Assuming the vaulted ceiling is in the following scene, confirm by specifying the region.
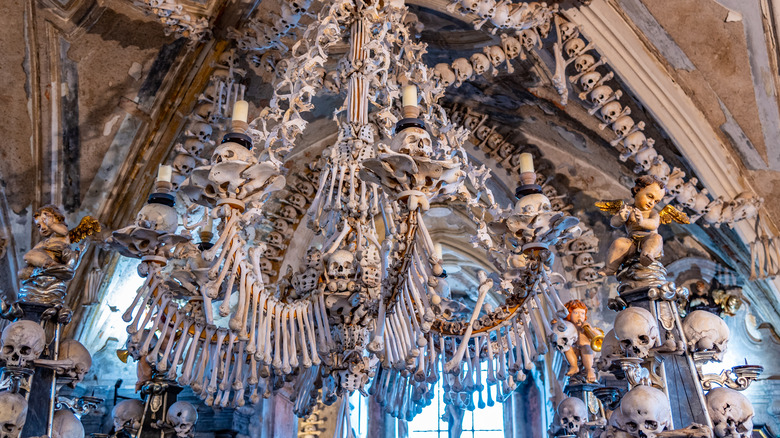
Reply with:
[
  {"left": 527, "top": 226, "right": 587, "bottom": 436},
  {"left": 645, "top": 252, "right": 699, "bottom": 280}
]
[{"left": 1, "top": 0, "right": 780, "bottom": 346}]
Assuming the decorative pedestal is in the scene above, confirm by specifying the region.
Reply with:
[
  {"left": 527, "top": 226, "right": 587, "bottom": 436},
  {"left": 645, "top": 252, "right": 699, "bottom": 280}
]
[
  {"left": 138, "top": 376, "right": 183, "bottom": 438},
  {"left": 612, "top": 259, "right": 710, "bottom": 430}
]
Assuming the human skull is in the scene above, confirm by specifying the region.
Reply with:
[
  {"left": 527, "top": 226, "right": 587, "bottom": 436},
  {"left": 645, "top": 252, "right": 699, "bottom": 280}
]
[
  {"left": 599, "top": 101, "right": 623, "bottom": 123},
  {"left": 552, "top": 319, "right": 578, "bottom": 352},
  {"left": 513, "top": 193, "right": 551, "bottom": 216},
  {"left": 490, "top": 1, "right": 511, "bottom": 28},
  {"left": 706, "top": 387, "right": 754, "bottom": 438},
  {"left": 211, "top": 142, "right": 253, "bottom": 164},
  {"left": 183, "top": 138, "right": 205, "bottom": 157},
  {"left": 327, "top": 249, "right": 355, "bottom": 280},
  {"left": 622, "top": 131, "right": 648, "bottom": 158},
  {"left": 577, "top": 267, "right": 599, "bottom": 282},
  {"left": 590, "top": 85, "right": 613, "bottom": 105},
  {"left": 433, "top": 63, "right": 456, "bottom": 88},
  {"left": 193, "top": 102, "right": 213, "bottom": 121},
  {"left": 500, "top": 35, "right": 522, "bottom": 59},
  {"left": 452, "top": 58, "right": 473, "bottom": 84},
  {"left": 0, "top": 320, "right": 46, "bottom": 368},
  {"left": 112, "top": 399, "right": 144, "bottom": 433},
  {"left": 173, "top": 154, "right": 196, "bottom": 175},
  {"left": 579, "top": 71, "right": 602, "bottom": 92},
  {"left": 136, "top": 202, "right": 178, "bottom": 233},
  {"left": 470, "top": 53, "right": 490, "bottom": 75},
  {"left": 674, "top": 180, "right": 699, "bottom": 209},
  {"left": 666, "top": 168, "right": 686, "bottom": 198},
  {"left": 689, "top": 190, "right": 711, "bottom": 214},
  {"left": 59, "top": 339, "right": 92, "bottom": 384},
  {"left": 167, "top": 401, "right": 198, "bottom": 438},
  {"left": 52, "top": 409, "right": 84, "bottom": 438},
  {"left": 597, "top": 329, "right": 622, "bottom": 370},
  {"left": 391, "top": 127, "right": 433, "bottom": 157},
  {"left": 633, "top": 147, "right": 658, "bottom": 172},
  {"left": 519, "top": 29, "right": 539, "bottom": 51},
  {"left": 574, "top": 252, "right": 595, "bottom": 267},
  {"left": 612, "top": 115, "right": 635, "bottom": 138},
  {"left": 682, "top": 310, "right": 729, "bottom": 360},
  {"left": 557, "top": 397, "right": 588, "bottom": 435},
  {"left": 559, "top": 21, "right": 579, "bottom": 41},
  {"left": 564, "top": 37, "right": 587, "bottom": 58},
  {"left": 574, "top": 54, "right": 595, "bottom": 73},
  {"left": 647, "top": 156, "right": 671, "bottom": 184},
  {"left": 613, "top": 307, "right": 659, "bottom": 359},
  {"left": 324, "top": 71, "right": 340, "bottom": 93},
  {"left": 483, "top": 45, "right": 506, "bottom": 68},
  {"left": 189, "top": 122, "right": 212, "bottom": 143},
  {"left": 617, "top": 385, "right": 672, "bottom": 437},
  {"left": 0, "top": 392, "right": 27, "bottom": 438}
]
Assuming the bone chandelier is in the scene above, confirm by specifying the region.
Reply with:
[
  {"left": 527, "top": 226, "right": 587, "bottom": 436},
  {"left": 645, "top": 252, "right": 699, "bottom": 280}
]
[{"left": 107, "top": 0, "right": 582, "bottom": 431}]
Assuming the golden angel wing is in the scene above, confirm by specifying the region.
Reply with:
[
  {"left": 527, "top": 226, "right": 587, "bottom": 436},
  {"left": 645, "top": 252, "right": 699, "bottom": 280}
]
[
  {"left": 69, "top": 216, "right": 101, "bottom": 243},
  {"left": 659, "top": 205, "right": 690, "bottom": 225},
  {"left": 594, "top": 200, "right": 624, "bottom": 216}
]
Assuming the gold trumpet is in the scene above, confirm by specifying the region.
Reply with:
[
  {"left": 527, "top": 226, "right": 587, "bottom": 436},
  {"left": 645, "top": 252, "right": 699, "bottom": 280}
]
[
  {"left": 116, "top": 349, "right": 130, "bottom": 363},
  {"left": 582, "top": 323, "right": 605, "bottom": 352}
]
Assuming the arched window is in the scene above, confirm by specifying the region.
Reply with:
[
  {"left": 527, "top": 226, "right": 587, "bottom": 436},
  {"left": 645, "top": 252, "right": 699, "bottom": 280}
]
[{"left": 408, "top": 361, "right": 504, "bottom": 438}]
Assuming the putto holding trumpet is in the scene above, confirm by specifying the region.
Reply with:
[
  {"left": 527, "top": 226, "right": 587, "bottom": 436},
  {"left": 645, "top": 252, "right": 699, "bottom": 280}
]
[{"left": 563, "top": 299, "right": 603, "bottom": 383}]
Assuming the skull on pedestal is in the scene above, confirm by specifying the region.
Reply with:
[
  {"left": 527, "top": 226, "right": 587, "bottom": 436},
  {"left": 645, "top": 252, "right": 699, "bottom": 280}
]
[
  {"left": 0, "top": 392, "right": 27, "bottom": 438},
  {"left": 706, "top": 387, "right": 754, "bottom": 438},
  {"left": 613, "top": 307, "right": 659, "bottom": 359},
  {"left": 616, "top": 385, "right": 672, "bottom": 437},
  {"left": 557, "top": 397, "right": 587, "bottom": 435},
  {"left": 682, "top": 310, "right": 729, "bottom": 360},
  {"left": 389, "top": 127, "right": 433, "bottom": 157},
  {"left": 0, "top": 320, "right": 46, "bottom": 368},
  {"left": 112, "top": 399, "right": 144, "bottom": 433},
  {"left": 167, "top": 401, "right": 198, "bottom": 438},
  {"left": 52, "top": 409, "right": 84, "bottom": 438}
]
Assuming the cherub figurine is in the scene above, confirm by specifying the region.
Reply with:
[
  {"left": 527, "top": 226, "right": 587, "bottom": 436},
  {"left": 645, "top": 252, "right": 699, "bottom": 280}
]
[
  {"left": 18, "top": 205, "right": 100, "bottom": 281},
  {"left": 596, "top": 175, "right": 689, "bottom": 276},
  {"left": 563, "top": 299, "right": 599, "bottom": 383}
]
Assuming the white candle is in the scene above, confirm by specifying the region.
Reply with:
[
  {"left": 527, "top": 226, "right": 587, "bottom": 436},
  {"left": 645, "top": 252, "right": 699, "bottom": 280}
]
[
  {"left": 232, "top": 100, "right": 249, "bottom": 123},
  {"left": 156, "top": 165, "right": 172, "bottom": 183},
  {"left": 402, "top": 85, "right": 417, "bottom": 108},
  {"left": 518, "top": 153, "right": 534, "bottom": 174}
]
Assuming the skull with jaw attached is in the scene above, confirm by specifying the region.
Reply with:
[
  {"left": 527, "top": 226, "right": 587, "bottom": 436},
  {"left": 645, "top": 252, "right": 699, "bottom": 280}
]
[
  {"left": 682, "top": 310, "right": 729, "bottom": 361},
  {"left": 452, "top": 58, "right": 473, "bottom": 84},
  {"left": 616, "top": 385, "right": 672, "bottom": 438},
  {"left": 557, "top": 397, "right": 588, "bottom": 435},
  {"left": 552, "top": 319, "right": 579, "bottom": 352},
  {"left": 0, "top": 320, "right": 46, "bottom": 368},
  {"left": 470, "top": 53, "right": 491, "bottom": 76},
  {"left": 0, "top": 392, "right": 27, "bottom": 438},
  {"left": 167, "top": 401, "right": 198, "bottom": 438},
  {"left": 706, "top": 387, "right": 754, "bottom": 438},
  {"left": 328, "top": 250, "right": 355, "bottom": 281},
  {"left": 390, "top": 127, "right": 433, "bottom": 157},
  {"left": 112, "top": 399, "right": 144, "bottom": 434},
  {"left": 614, "top": 307, "right": 659, "bottom": 359}
]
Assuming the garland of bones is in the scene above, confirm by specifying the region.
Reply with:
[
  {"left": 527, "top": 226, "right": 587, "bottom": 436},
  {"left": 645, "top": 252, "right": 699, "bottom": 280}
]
[{"left": 112, "top": 0, "right": 758, "bottom": 423}]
